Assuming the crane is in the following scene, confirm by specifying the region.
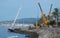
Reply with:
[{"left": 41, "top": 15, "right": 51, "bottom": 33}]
[
  {"left": 47, "top": 4, "right": 53, "bottom": 25},
  {"left": 48, "top": 4, "right": 53, "bottom": 20},
  {"left": 38, "top": 2, "right": 53, "bottom": 27},
  {"left": 38, "top": 2, "right": 48, "bottom": 26}
]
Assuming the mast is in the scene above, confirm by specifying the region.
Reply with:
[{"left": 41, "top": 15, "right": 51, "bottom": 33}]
[{"left": 9, "top": 8, "right": 21, "bottom": 29}]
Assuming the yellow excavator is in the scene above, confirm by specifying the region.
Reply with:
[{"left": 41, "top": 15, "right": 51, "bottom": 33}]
[{"left": 38, "top": 2, "right": 53, "bottom": 27}]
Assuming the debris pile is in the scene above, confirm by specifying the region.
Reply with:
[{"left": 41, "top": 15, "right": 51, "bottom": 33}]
[{"left": 38, "top": 28, "right": 60, "bottom": 38}]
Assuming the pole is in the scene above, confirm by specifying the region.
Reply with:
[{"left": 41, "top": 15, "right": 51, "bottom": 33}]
[{"left": 9, "top": 8, "right": 22, "bottom": 29}]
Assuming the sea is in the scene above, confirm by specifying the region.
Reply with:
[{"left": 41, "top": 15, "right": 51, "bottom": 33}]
[{"left": 0, "top": 25, "right": 26, "bottom": 38}]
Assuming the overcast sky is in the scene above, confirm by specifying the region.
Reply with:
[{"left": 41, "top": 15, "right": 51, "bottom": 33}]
[{"left": 0, "top": 0, "right": 60, "bottom": 21}]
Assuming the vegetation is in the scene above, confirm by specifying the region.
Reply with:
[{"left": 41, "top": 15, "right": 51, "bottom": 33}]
[
  {"left": 34, "top": 22, "right": 36, "bottom": 26},
  {"left": 52, "top": 8, "right": 59, "bottom": 17},
  {"left": 33, "top": 17, "right": 43, "bottom": 27},
  {"left": 52, "top": 8, "right": 59, "bottom": 26}
]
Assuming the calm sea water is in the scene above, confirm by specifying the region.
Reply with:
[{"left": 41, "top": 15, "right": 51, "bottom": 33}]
[{"left": 0, "top": 26, "right": 26, "bottom": 38}]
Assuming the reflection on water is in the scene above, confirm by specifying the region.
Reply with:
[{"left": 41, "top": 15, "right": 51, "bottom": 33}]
[
  {"left": 0, "top": 25, "right": 26, "bottom": 38},
  {"left": 7, "top": 35, "right": 18, "bottom": 38}
]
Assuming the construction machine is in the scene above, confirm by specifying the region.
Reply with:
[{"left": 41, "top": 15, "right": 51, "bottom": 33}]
[
  {"left": 47, "top": 4, "right": 53, "bottom": 25},
  {"left": 38, "top": 2, "right": 53, "bottom": 27}
]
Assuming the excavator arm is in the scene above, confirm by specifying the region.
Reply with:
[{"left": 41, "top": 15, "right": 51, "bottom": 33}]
[
  {"left": 48, "top": 4, "right": 53, "bottom": 19},
  {"left": 38, "top": 2, "right": 48, "bottom": 26},
  {"left": 47, "top": 4, "right": 53, "bottom": 26}
]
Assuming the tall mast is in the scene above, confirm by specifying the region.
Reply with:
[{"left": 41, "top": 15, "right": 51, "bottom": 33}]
[{"left": 9, "top": 8, "right": 21, "bottom": 29}]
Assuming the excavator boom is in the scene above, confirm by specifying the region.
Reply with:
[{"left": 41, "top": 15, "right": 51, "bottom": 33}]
[
  {"left": 49, "top": 4, "right": 53, "bottom": 13},
  {"left": 38, "top": 2, "right": 42, "bottom": 12},
  {"left": 48, "top": 4, "right": 53, "bottom": 17},
  {"left": 38, "top": 2, "right": 48, "bottom": 26}
]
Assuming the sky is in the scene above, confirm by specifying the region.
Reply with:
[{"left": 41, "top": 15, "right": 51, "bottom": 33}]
[{"left": 0, "top": 0, "right": 60, "bottom": 21}]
